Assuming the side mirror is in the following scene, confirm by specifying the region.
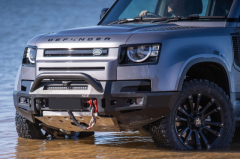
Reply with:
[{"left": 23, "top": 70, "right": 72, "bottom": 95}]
[{"left": 100, "top": 8, "right": 109, "bottom": 19}]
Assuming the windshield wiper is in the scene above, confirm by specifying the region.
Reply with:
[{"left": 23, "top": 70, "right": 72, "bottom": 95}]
[
  {"left": 150, "top": 17, "right": 172, "bottom": 23},
  {"left": 108, "top": 17, "right": 167, "bottom": 25},
  {"left": 166, "top": 15, "right": 226, "bottom": 22},
  {"left": 151, "top": 15, "right": 226, "bottom": 23},
  {"left": 108, "top": 15, "right": 226, "bottom": 25},
  {"left": 108, "top": 18, "right": 140, "bottom": 25}
]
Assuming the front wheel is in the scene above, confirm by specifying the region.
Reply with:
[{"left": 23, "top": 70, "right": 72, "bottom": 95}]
[
  {"left": 15, "top": 112, "right": 94, "bottom": 139},
  {"left": 151, "top": 79, "right": 235, "bottom": 150},
  {"left": 15, "top": 112, "right": 45, "bottom": 139}
]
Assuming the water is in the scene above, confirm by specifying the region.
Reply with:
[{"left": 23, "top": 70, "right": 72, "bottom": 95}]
[{"left": 1, "top": 0, "right": 240, "bottom": 158}]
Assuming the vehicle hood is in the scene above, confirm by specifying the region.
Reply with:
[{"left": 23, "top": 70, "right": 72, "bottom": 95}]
[
  {"left": 35, "top": 23, "right": 211, "bottom": 48},
  {"left": 35, "top": 24, "right": 182, "bottom": 48}
]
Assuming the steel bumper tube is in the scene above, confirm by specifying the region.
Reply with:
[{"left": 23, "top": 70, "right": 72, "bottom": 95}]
[{"left": 30, "top": 73, "right": 103, "bottom": 93}]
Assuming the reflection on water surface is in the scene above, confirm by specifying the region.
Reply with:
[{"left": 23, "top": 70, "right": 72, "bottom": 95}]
[{"left": 0, "top": 131, "right": 239, "bottom": 158}]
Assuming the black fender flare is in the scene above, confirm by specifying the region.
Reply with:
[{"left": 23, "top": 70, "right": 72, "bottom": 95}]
[{"left": 177, "top": 57, "right": 232, "bottom": 92}]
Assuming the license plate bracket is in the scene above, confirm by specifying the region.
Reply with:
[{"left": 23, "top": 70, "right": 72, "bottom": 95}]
[{"left": 49, "top": 98, "right": 81, "bottom": 110}]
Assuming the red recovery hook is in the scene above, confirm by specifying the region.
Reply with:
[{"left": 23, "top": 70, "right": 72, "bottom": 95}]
[
  {"left": 86, "top": 99, "right": 98, "bottom": 129},
  {"left": 87, "top": 99, "right": 98, "bottom": 113}
]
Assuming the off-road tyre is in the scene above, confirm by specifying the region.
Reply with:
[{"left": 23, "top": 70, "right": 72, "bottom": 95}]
[
  {"left": 15, "top": 112, "right": 45, "bottom": 139},
  {"left": 16, "top": 112, "right": 94, "bottom": 139},
  {"left": 151, "top": 120, "right": 164, "bottom": 147},
  {"left": 151, "top": 79, "right": 235, "bottom": 150}
]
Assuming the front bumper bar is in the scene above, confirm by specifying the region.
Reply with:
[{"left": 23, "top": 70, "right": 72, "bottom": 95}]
[{"left": 14, "top": 73, "right": 179, "bottom": 131}]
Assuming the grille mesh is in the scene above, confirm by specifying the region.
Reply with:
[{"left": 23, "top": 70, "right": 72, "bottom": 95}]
[
  {"left": 232, "top": 36, "right": 240, "bottom": 67},
  {"left": 44, "top": 49, "right": 108, "bottom": 57}
]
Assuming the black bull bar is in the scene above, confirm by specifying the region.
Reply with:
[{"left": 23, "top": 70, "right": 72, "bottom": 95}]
[{"left": 30, "top": 73, "right": 104, "bottom": 93}]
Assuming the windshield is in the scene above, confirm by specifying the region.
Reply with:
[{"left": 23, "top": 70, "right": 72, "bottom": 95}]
[{"left": 100, "top": 0, "right": 234, "bottom": 25}]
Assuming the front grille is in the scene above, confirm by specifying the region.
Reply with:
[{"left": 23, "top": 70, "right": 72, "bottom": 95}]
[
  {"left": 39, "top": 67, "right": 105, "bottom": 71},
  {"left": 44, "top": 49, "right": 108, "bottom": 57},
  {"left": 232, "top": 35, "right": 240, "bottom": 67}
]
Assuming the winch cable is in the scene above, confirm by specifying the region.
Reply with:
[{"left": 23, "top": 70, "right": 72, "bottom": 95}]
[{"left": 67, "top": 99, "right": 98, "bottom": 130}]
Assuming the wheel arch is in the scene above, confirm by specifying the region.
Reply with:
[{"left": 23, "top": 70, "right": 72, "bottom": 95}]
[{"left": 176, "top": 57, "right": 232, "bottom": 97}]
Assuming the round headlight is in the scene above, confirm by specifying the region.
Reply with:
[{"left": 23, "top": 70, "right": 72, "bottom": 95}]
[
  {"left": 127, "top": 45, "right": 152, "bottom": 62},
  {"left": 22, "top": 47, "right": 37, "bottom": 65},
  {"left": 26, "top": 48, "right": 36, "bottom": 64}
]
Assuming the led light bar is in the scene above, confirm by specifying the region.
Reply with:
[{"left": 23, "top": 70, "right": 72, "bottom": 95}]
[{"left": 45, "top": 86, "right": 88, "bottom": 90}]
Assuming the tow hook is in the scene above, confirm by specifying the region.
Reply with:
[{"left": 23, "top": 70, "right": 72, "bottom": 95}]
[
  {"left": 67, "top": 99, "right": 98, "bottom": 130},
  {"left": 86, "top": 99, "right": 98, "bottom": 129}
]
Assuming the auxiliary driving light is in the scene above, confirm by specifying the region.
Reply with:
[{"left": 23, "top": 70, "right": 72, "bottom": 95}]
[
  {"left": 19, "top": 97, "right": 30, "bottom": 106},
  {"left": 135, "top": 98, "right": 143, "bottom": 105}
]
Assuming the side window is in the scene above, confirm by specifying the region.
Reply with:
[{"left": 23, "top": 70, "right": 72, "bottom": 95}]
[
  {"left": 206, "top": 0, "right": 233, "bottom": 16},
  {"left": 119, "top": 0, "right": 158, "bottom": 19}
]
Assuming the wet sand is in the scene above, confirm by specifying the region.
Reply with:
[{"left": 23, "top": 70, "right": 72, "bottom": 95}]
[{"left": 1, "top": 0, "right": 240, "bottom": 158}]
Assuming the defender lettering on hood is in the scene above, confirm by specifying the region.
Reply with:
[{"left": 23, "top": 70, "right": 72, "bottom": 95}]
[{"left": 48, "top": 37, "right": 111, "bottom": 42}]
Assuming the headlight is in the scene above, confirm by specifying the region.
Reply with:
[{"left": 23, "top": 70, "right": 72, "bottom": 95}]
[
  {"left": 22, "top": 47, "right": 37, "bottom": 66},
  {"left": 119, "top": 44, "right": 161, "bottom": 65}
]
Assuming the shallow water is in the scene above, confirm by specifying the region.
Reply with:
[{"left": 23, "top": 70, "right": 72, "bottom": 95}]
[
  {"left": 2, "top": 131, "right": 240, "bottom": 158},
  {"left": 1, "top": 0, "right": 240, "bottom": 158}
]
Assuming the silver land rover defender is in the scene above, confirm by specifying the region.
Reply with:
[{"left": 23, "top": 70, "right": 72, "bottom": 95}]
[{"left": 14, "top": 0, "right": 240, "bottom": 150}]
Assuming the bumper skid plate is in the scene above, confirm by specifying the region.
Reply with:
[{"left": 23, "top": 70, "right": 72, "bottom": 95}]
[{"left": 36, "top": 111, "right": 120, "bottom": 132}]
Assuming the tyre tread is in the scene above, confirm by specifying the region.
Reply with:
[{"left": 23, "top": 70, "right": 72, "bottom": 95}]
[{"left": 15, "top": 111, "right": 45, "bottom": 139}]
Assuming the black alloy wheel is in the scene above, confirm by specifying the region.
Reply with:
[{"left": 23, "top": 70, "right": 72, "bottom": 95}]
[
  {"left": 151, "top": 79, "right": 235, "bottom": 150},
  {"left": 175, "top": 93, "right": 223, "bottom": 149}
]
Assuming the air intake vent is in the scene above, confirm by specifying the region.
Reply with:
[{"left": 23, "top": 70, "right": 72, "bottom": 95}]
[
  {"left": 147, "top": 26, "right": 204, "bottom": 31},
  {"left": 232, "top": 36, "right": 240, "bottom": 67},
  {"left": 44, "top": 49, "right": 108, "bottom": 57}
]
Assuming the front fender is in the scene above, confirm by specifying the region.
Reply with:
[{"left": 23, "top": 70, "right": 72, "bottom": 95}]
[
  {"left": 176, "top": 56, "right": 232, "bottom": 92},
  {"left": 147, "top": 28, "right": 233, "bottom": 92}
]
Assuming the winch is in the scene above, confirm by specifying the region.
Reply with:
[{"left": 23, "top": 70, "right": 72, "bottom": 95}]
[{"left": 67, "top": 99, "right": 98, "bottom": 130}]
